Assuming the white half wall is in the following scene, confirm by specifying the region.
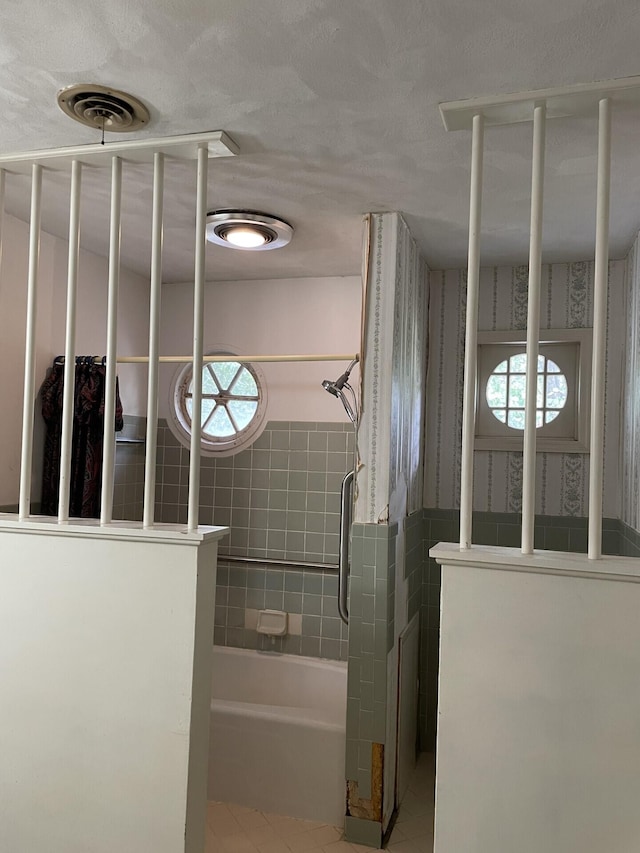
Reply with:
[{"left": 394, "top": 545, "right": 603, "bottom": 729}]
[
  {"left": 158, "top": 276, "right": 362, "bottom": 424},
  {"left": 0, "top": 517, "right": 226, "bottom": 853},
  {"left": 432, "top": 544, "right": 640, "bottom": 853}
]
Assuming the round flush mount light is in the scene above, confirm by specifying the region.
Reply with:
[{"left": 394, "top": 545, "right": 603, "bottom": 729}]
[
  {"left": 206, "top": 210, "right": 293, "bottom": 251},
  {"left": 57, "top": 84, "right": 150, "bottom": 132}
]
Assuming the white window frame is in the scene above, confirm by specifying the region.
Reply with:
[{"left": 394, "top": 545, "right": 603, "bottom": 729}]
[
  {"left": 475, "top": 328, "right": 592, "bottom": 453},
  {"left": 167, "top": 348, "right": 268, "bottom": 457}
]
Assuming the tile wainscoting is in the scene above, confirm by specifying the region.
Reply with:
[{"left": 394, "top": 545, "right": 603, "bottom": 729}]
[
  {"left": 155, "top": 418, "right": 356, "bottom": 662},
  {"left": 155, "top": 419, "right": 356, "bottom": 565},
  {"left": 214, "top": 560, "right": 348, "bottom": 661},
  {"left": 112, "top": 415, "right": 146, "bottom": 522}
]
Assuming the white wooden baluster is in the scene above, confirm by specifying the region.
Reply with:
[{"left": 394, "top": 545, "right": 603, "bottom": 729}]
[
  {"left": 143, "top": 152, "right": 164, "bottom": 529},
  {"left": 187, "top": 145, "right": 208, "bottom": 531},
  {"left": 522, "top": 103, "right": 547, "bottom": 554},
  {"left": 588, "top": 97, "right": 612, "bottom": 560},
  {"left": 58, "top": 160, "right": 82, "bottom": 523},
  {"left": 100, "top": 156, "right": 123, "bottom": 525},
  {"left": 18, "top": 164, "right": 42, "bottom": 520},
  {"left": 460, "top": 113, "right": 484, "bottom": 550}
]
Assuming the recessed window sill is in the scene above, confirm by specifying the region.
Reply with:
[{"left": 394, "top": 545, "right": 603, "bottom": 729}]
[{"left": 475, "top": 436, "right": 589, "bottom": 453}]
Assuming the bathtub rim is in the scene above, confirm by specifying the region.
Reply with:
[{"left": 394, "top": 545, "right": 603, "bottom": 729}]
[{"left": 212, "top": 643, "right": 348, "bottom": 674}]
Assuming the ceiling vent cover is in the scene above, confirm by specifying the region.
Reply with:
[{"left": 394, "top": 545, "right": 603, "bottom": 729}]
[{"left": 57, "top": 84, "right": 150, "bottom": 132}]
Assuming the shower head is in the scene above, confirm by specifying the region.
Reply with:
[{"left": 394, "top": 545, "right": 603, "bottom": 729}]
[
  {"left": 322, "top": 358, "right": 359, "bottom": 425},
  {"left": 322, "top": 379, "right": 340, "bottom": 397}
]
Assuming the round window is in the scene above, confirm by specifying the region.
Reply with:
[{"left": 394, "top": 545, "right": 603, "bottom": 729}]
[
  {"left": 169, "top": 352, "right": 268, "bottom": 456},
  {"left": 485, "top": 353, "right": 568, "bottom": 430}
]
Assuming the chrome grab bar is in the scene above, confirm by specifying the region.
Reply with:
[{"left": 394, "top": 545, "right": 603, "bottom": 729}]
[{"left": 338, "top": 469, "right": 355, "bottom": 625}]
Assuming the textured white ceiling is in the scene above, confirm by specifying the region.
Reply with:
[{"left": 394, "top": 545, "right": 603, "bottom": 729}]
[{"left": 1, "top": 0, "right": 640, "bottom": 280}]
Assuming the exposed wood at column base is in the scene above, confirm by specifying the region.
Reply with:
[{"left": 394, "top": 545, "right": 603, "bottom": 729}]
[{"left": 346, "top": 742, "right": 384, "bottom": 820}]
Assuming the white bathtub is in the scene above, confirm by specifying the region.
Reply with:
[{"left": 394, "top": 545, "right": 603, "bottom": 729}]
[{"left": 208, "top": 646, "right": 348, "bottom": 825}]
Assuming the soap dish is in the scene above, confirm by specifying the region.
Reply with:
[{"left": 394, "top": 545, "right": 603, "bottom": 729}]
[{"left": 256, "top": 609, "right": 288, "bottom": 637}]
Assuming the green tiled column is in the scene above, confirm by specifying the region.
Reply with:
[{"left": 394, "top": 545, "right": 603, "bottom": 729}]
[{"left": 345, "top": 522, "right": 396, "bottom": 844}]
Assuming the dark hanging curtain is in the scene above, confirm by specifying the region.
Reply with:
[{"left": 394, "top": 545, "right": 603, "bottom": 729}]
[{"left": 40, "top": 359, "right": 123, "bottom": 518}]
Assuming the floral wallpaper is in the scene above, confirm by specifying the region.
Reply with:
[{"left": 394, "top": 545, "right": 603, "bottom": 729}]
[
  {"left": 425, "top": 260, "right": 625, "bottom": 517},
  {"left": 356, "top": 213, "right": 428, "bottom": 523}
]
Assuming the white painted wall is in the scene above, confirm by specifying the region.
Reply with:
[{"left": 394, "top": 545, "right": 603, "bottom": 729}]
[
  {"left": 158, "top": 276, "right": 362, "bottom": 423},
  {"left": 432, "top": 545, "right": 640, "bottom": 853},
  {"left": 0, "top": 518, "right": 225, "bottom": 853},
  {"left": 0, "top": 212, "right": 149, "bottom": 506}
]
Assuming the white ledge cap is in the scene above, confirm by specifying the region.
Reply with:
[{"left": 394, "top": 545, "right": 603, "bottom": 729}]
[
  {"left": 430, "top": 542, "right": 640, "bottom": 584},
  {"left": 0, "top": 513, "right": 229, "bottom": 546}
]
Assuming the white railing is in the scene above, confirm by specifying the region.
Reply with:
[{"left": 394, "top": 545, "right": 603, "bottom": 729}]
[
  {"left": 4, "top": 129, "right": 360, "bottom": 529},
  {"left": 440, "top": 78, "right": 627, "bottom": 560},
  {"left": 9, "top": 132, "right": 236, "bottom": 529}
]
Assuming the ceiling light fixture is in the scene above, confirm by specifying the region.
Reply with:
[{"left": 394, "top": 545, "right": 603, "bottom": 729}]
[{"left": 206, "top": 210, "right": 293, "bottom": 251}]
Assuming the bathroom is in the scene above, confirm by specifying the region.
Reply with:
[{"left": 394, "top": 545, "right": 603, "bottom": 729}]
[
  {"left": 2, "top": 6, "right": 640, "bottom": 852},
  {"left": 0, "top": 134, "right": 428, "bottom": 850},
  {"left": 3, "top": 139, "right": 640, "bottom": 853}
]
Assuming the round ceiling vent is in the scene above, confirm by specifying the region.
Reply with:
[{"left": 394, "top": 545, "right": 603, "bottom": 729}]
[{"left": 57, "top": 84, "right": 150, "bottom": 132}]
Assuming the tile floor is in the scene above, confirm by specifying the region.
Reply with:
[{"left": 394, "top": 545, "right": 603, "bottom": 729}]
[
  {"left": 386, "top": 753, "right": 435, "bottom": 853},
  {"left": 206, "top": 753, "right": 435, "bottom": 853}
]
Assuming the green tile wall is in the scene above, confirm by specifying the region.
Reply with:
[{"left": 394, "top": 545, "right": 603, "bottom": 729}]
[
  {"left": 153, "top": 418, "right": 356, "bottom": 662},
  {"left": 404, "top": 510, "right": 423, "bottom": 622},
  {"left": 419, "top": 508, "right": 624, "bottom": 750},
  {"left": 155, "top": 419, "right": 355, "bottom": 565},
  {"left": 0, "top": 415, "right": 146, "bottom": 520},
  {"left": 112, "top": 415, "right": 146, "bottom": 522},
  {"left": 620, "top": 521, "right": 640, "bottom": 557},
  {"left": 344, "top": 816, "right": 382, "bottom": 848},
  {"left": 214, "top": 560, "right": 348, "bottom": 660},
  {"left": 346, "top": 523, "right": 397, "bottom": 802}
]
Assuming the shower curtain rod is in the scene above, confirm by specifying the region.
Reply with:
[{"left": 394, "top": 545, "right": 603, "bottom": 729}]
[
  {"left": 52, "top": 353, "right": 358, "bottom": 365},
  {"left": 115, "top": 353, "right": 360, "bottom": 364}
]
